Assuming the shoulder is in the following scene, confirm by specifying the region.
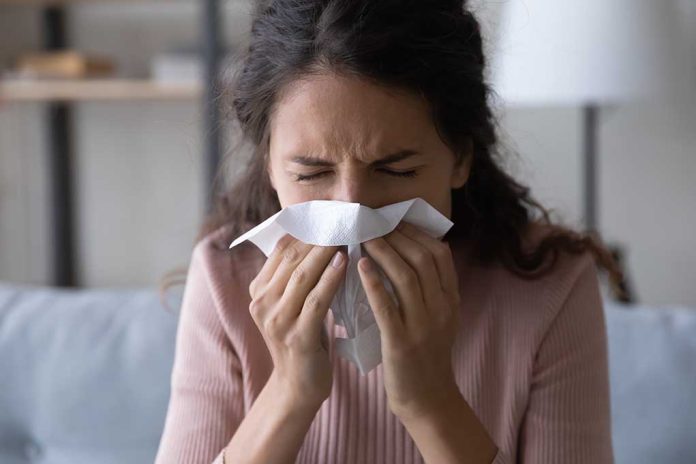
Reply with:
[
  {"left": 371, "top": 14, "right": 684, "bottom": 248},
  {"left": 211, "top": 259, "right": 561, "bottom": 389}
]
[
  {"left": 521, "top": 219, "right": 599, "bottom": 306},
  {"left": 458, "top": 220, "right": 600, "bottom": 335},
  {"left": 525, "top": 219, "right": 599, "bottom": 289},
  {"left": 189, "top": 222, "right": 266, "bottom": 317},
  {"left": 455, "top": 220, "right": 597, "bottom": 292},
  {"left": 193, "top": 222, "right": 265, "bottom": 280}
]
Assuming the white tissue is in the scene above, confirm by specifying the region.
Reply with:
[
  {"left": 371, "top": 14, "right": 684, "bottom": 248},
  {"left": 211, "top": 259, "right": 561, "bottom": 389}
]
[{"left": 228, "top": 197, "right": 454, "bottom": 375}]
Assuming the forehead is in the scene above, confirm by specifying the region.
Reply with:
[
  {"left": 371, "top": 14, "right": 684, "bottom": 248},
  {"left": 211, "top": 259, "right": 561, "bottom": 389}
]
[{"left": 269, "top": 73, "right": 436, "bottom": 161}]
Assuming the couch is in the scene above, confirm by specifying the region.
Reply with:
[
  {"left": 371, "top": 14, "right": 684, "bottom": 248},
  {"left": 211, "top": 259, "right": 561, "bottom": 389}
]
[{"left": 0, "top": 282, "right": 694, "bottom": 463}]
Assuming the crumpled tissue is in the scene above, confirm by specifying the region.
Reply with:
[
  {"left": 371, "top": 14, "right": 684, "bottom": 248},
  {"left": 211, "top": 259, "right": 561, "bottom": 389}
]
[{"left": 228, "top": 197, "right": 454, "bottom": 375}]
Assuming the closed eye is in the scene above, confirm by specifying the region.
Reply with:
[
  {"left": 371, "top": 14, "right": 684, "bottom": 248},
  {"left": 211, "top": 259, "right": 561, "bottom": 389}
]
[{"left": 294, "top": 169, "right": 418, "bottom": 182}]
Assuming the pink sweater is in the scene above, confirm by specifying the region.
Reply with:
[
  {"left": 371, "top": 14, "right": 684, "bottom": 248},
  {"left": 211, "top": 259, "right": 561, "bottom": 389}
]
[{"left": 154, "top": 222, "right": 614, "bottom": 463}]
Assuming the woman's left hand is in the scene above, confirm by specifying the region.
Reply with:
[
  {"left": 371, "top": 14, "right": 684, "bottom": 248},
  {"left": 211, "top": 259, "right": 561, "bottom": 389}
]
[{"left": 358, "top": 221, "right": 463, "bottom": 422}]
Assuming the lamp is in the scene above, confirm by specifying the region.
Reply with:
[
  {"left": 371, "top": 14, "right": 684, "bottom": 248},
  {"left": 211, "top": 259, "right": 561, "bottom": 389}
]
[
  {"left": 492, "top": 0, "right": 689, "bottom": 232},
  {"left": 491, "top": 0, "right": 691, "bottom": 303}
]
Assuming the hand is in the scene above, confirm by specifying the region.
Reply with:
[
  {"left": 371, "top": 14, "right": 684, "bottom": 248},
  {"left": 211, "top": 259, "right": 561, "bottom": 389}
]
[
  {"left": 358, "top": 221, "right": 462, "bottom": 421},
  {"left": 248, "top": 234, "right": 347, "bottom": 407}
]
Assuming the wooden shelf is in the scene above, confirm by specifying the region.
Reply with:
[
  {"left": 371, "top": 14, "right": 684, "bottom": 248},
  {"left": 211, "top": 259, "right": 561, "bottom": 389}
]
[
  {"left": 0, "top": 0, "right": 189, "bottom": 5},
  {"left": 0, "top": 78, "right": 202, "bottom": 102}
]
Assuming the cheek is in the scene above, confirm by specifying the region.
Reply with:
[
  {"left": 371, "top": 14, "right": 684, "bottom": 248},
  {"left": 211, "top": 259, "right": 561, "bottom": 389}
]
[
  {"left": 408, "top": 172, "right": 453, "bottom": 217},
  {"left": 410, "top": 169, "right": 450, "bottom": 196},
  {"left": 376, "top": 179, "right": 448, "bottom": 212}
]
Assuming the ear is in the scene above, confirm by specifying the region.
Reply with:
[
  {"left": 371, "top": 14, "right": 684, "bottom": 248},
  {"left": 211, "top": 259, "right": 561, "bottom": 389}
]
[{"left": 450, "top": 139, "right": 473, "bottom": 189}]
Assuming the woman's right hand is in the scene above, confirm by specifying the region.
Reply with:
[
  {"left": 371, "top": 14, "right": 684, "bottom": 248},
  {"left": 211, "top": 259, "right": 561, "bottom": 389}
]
[{"left": 248, "top": 233, "right": 347, "bottom": 407}]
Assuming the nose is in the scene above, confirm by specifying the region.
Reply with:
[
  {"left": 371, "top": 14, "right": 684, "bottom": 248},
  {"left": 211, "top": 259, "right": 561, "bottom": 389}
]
[{"left": 331, "top": 173, "right": 379, "bottom": 207}]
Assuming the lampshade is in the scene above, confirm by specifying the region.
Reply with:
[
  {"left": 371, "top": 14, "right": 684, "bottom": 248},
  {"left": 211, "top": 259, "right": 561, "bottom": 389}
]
[{"left": 491, "top": 0, "right": 691, "bottom": 105}]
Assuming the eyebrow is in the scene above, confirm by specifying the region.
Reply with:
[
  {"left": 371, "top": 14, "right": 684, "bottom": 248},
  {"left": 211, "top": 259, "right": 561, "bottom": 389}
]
[{"left": 290, "top": 149, "right": 422, "bottom": 167}]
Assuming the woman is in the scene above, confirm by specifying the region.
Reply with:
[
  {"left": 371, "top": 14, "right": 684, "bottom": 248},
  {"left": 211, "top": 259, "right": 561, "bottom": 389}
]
[{"left": 155, "top": 0, "right": 621, "bottom": 462}]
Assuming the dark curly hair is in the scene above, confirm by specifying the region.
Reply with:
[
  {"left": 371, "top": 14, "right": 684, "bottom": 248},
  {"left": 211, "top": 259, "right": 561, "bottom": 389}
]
[{"left": 158, "top": 0, "right": 625, "bottom": 307}]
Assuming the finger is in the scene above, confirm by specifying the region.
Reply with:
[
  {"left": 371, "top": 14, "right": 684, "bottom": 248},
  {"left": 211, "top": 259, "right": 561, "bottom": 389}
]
[
  {"left": 383, "top": 228, "right": 441, "bottom": 311},
  {"left": 396, "top": 222, "right": 460, "bottom": 305},
  {"left": 296, "top": 248, "right": 347, "bottom": 346},
  {"left": 248, "top": 236, "right": 313, "bottom": 327},
  {"left": 249, "top": 233, "right": 296, "bottom": 298},
  {"left": 264, "top": 238, "right": 315, "bottom": 301},
  {"left": 278, "top": 244, "right": 342, "bottom": 320},
  {"left": 357, "top": 256, "right": 403, "bottom": 343},
  {"left": 361, "top": 236, "right": 426, "bottom": 328}
]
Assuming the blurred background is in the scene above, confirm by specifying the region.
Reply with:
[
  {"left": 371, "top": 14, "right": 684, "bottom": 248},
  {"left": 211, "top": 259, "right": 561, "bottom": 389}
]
[
  {"left": 0, "top": 0, "right": 253, "bottom": 290},
  {"left": 0, "top": 0, "right": 694, "bottom": 308},
  {"left": 0, "top": 1, "right": 695, "bottom": 463}
]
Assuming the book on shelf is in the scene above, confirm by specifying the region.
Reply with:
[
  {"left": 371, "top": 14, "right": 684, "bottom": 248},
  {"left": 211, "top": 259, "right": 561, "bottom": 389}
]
[{"left": 9, "top": 50, "right": 115, "bottom": 79}]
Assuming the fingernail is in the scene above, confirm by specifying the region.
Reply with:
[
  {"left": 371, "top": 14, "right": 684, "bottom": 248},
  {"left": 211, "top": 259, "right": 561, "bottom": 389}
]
[{"left": 331, "top": 251, "right": 344, "bottom": 268}]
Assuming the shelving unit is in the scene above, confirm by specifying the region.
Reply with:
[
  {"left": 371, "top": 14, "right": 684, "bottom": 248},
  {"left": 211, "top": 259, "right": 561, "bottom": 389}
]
[{"left": 0, "top": 0, "right": 224, "bottom": 287}]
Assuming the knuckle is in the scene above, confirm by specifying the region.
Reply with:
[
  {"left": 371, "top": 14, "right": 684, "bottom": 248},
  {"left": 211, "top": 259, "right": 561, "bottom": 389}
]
[
  {"left": 273, "top": 234, "right": 294, "bottom": 254},
  {"left": 385, "top": 304, "right": 401, "bottom": 322},
  {"left": 413, "top": 249, "right": 430, "bottom": 267},
  {"left": 249, "top": 296, "right": 267, "bottom": 313},
  {"left": 304, "top": 292, "right": 324, "bottom": 311},
  {"left": 434, "top": 241, "right": 451, "bottom": 259},
  {"left": 282, "top": 245, "right": 300, "bottom": 263},
  {"left": 248, "top": 279, "right": 258, "bottom": 298},
  {"left": 289, "top": 266, "right": 308, "bottom": 286},
  {"left": 263, "top": 315, "right": 284, "bottom": 337},
  {"left": 248, "top": 299, "right": 263, "bottom": 323},
  {"left": 249, "top": 291, "right": 278, "bottom": 322},
  {"left": 256, "top": 289, "right": 272, "bottom": 305},
  {"left": 397, "top": 269, "right": 418, "bottom": 287},
  {"left": 284, "top": 330, "right": 304, "bottom": 348},
  {"left": 373, "top": 297, "right": 398, "bottom": 318}
]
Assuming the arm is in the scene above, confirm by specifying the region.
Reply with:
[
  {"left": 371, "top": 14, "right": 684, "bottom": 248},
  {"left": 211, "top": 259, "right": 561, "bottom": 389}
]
[
  {"left": 154, "top": 243, "right": 247, "bottom": 464},
  {"left": 154, "top": 242, "right": 323, "bottom": 464},
  {"left": 222, "top": 373, "right": 323, "bottom": 464},
  {"left": 519, "top": 256, "right": 614, "bottom": 463},
  {"left": 398, "top": 385, "right": 499, "bottom": 464}
]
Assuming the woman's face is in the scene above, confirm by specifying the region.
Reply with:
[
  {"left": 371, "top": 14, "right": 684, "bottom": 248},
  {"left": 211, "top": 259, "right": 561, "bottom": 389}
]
[{"left": 266, "top": 73, "right": 472, "bottom": 219}]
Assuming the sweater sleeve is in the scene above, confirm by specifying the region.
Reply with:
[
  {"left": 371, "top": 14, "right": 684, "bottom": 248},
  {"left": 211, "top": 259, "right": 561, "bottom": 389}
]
[
  {"left": 154, "top": 242, "right": 246, "bottom": 464},
  {"left": 518, "top": 255, "right": 614, "bottom": 463}
]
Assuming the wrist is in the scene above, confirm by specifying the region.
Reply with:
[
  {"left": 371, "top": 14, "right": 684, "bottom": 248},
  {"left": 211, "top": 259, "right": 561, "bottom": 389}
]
[
  {"left": 265, "top": 372, "right": 328, "bottom": 413},
  {"left": 393, "top": 379, "right": 462, "bottom": 425},
  {"left": 398, "top": 387, "right": 498, "bottom": 464}
]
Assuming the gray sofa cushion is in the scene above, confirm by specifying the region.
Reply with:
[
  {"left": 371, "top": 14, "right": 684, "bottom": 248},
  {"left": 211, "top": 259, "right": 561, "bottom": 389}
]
[
  {"left": 0, "top": 283, "right": 179, "bottom": 464},
  {"left": 605, "top": 299, "right": 696, "bottom": 464}
]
